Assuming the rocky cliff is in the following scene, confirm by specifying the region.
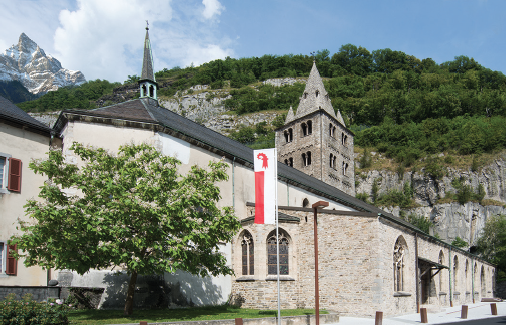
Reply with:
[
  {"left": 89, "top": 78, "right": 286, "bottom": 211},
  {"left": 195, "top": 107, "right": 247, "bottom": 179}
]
[
  {"left": 0, "top": 33, "right": 86, "bottom": 94},
  {"left": 356, "top": 154, "right": 506, "bottom": 246}
]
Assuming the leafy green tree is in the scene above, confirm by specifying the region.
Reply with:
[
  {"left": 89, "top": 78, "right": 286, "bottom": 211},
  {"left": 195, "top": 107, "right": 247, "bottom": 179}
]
[
  {"left": 124, "top": 74, "right": 140, "bottom": 84},
  {"left": 476, "top": 214, "right": 506, "bottom": 279},
  {"left": 451, "top": 236, "right": 469, "bottom": 248},
  {"left": 10, "top": 142, "right": 240, "bottom": 315}
]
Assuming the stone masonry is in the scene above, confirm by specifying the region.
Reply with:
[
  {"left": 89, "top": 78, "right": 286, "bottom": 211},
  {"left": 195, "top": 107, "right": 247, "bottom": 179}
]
[
  {"left": 275, "top": 62, "right": 355, "bottom": 196},
  {"left": 231, "top": 205, "right": 495, "bottom": 317}
]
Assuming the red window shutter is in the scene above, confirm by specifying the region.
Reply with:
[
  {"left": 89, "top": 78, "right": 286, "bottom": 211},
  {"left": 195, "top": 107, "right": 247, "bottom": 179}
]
[
  {"left": 6, "top": 244, "right": 17, "bottom": 275},
  {"left": 8, "top": 158, "right": 22, "bottom": 192}
]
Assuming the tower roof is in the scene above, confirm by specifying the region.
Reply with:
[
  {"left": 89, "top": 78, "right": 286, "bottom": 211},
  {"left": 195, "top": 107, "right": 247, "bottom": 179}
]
[
  {"left": 285, "top": 106, "right": 295, "bottom": 124},
  {"left": 141, "top": 27, "right": 155, "bottom": 82},
  {"left": 295, "top": 61, "right": 336, "bottom": 119}
]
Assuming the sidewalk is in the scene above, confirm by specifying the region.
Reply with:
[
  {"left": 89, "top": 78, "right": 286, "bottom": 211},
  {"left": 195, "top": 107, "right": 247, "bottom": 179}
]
[{"left": 335, "top": 302, "right": 506, "bottom": 324}]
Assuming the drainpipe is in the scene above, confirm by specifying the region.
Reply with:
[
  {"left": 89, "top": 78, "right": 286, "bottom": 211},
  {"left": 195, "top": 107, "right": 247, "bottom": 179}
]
[
  {"left": 232, "top": 157, "right": 236, "bottom": 211},
  {"left": 449, "top": 246, "right": 453, "bottom": 307},
  {"left": 286, "top": 181, "right": 289, "bottom": 206},
  {"left": 415, "top": 233, "right": 419, "bottom": 313}
]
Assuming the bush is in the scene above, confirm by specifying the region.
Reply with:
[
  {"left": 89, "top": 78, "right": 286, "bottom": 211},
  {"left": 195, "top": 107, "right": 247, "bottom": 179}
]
[
  {"left": 401, "top": 213, "right": 433, "bottom": 234},
  {"left": 451, "top": 236, "right": 469, "bottom": 248},
  {"left": 2, "top": 293, "right": 70, "bottom": 325},
  {"left": 356, "top": 192, "right": 370, "bottom": 204},
  {"left": 359, "top": 148, "right": 372, "bottom": 168}
]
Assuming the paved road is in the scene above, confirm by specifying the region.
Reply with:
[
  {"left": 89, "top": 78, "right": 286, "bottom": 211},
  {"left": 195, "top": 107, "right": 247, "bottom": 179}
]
[{"left": 335, "top": 301, "right": 506, "bottom": 324}]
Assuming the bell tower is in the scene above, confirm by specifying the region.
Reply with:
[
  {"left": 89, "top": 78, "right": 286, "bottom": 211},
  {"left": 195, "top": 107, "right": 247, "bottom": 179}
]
[
  {"left": 275, "top": 62, "right": 355, "bottom": 196},
  {"left": 138, "top": 22, "right": 158, "bottom": 100}
]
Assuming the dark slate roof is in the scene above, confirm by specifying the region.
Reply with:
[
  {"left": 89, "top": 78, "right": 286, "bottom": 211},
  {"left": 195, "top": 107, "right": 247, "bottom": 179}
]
[
  {"left": 53, "top": 98, "right": 416, "bottom": 229},
  {"left": 0, "top": 96, "right": 52, "bottom": 134}
]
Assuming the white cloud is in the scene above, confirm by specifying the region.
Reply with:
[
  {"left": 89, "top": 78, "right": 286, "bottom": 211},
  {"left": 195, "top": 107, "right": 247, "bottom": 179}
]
[
  {"left": 50, "top": 0, "right": 232, "bottom": 82},
  {"left": 202, "top": 0, "right": 224, "bottom": 20}
]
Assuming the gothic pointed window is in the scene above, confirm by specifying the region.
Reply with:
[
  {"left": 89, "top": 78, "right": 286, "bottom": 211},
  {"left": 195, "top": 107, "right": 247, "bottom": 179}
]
[
  {"left": 267, "top": 229, "right": 289, "bottom": 275},
  {"left": 453, "top": 255, "right": 459, "bottom": 292},
  {"left": 439, "top": 251, "right": 445, "bottom": 291},
  {"left": 393, "top": 236, "right": 408, "bottom": 291},
  {"left": 241, "top": 231, "right": 254, "bottom": 275}
]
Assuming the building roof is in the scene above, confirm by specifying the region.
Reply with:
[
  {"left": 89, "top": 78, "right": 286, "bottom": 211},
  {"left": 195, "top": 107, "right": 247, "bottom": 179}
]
[
  {"left": 295, "top": 61, "right": 336, "bottom": 119},
  {"left": 140, "top": 28, "right": 155, "bottom": 82},
  {"left": 54, "top": 98, "right": 383, "bottom": 213},
  {"left": 0, "top": 96, "right": 52, "bottom": 135},
  {"left": 284, "top": 106, "right": 295, "bottom": 124}
]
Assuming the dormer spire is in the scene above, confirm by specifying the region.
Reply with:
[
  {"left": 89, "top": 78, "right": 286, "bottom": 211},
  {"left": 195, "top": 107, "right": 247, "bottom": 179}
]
[{"left": 139, "top": 22, "right": 158, "bottom": 100}]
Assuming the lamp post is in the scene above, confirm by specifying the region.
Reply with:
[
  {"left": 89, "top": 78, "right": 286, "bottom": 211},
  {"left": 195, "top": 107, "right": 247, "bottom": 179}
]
[{"left": 312, "top": 200, "right": 329, "bottom": 325}]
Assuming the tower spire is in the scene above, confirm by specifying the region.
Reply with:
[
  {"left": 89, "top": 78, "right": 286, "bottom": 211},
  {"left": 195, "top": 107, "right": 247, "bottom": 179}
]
[{"left": 139, "top": 21, "right": 158, "bottom": 100}]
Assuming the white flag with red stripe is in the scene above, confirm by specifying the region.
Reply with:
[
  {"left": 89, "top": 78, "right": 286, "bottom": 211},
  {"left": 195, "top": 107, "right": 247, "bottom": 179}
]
[{"left": 254, "top": 149, "right": 276, "bottom": 224}]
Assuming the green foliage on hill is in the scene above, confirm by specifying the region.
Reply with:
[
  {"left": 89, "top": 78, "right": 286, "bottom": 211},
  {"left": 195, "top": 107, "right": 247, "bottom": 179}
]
[
  {"left": 17, "top": 80, "right": 120, "bottom": 112},
  {"left": 0, "top": 80, "right": 39, "bottom": 103}
]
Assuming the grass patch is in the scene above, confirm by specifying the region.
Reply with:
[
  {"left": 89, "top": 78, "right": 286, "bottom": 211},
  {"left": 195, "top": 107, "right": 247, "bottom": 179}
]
[{"left": 68, "top": 306, "right": 327, "bottom": 325}]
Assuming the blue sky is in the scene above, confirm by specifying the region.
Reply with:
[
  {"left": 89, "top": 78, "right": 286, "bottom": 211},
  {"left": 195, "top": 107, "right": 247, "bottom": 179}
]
[{"left": 1, "top": 0, "right": 505, "bottom": 82}]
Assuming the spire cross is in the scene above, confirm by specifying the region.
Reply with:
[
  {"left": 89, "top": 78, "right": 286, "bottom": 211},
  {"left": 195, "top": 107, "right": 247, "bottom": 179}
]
[
  {"left": 310, "top": 51, "right": 316, "bottom": 62},
  {"left": 146, "top": 20, "right": 149, "bottom": 30}
]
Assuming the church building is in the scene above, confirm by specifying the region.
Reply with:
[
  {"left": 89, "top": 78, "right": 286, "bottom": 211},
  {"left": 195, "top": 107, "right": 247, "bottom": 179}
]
[{"left": 0, "top": 27, "right": 497, "bottom": 316}]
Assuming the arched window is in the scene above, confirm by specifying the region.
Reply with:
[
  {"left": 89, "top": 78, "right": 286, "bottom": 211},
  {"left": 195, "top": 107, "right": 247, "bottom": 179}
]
[
  {"left": 149, "top": 85, "right": 155, "bottom": 97},
  {"left": 329, "top": 154, "right": 334, "bottom": 168},
  {"left": 302, "top": 198, "right": 309, "bottom": 208},
  {"left": 307, "top": 151, "right": 312, "bottom": 165},
  {"left": 302, "top": 123, "right": 307, "bottom": 136},
  {"left": 267, "top": 229, "right": 289, "bottom": 275},
  {"left": 393, "top": 236, "right": 408, "bottom": 291},
  {"left": 453, "top": 256, "right": 459, "bottom": 292},
  {"left": 329, "top": 123, "right": 333, "bottom": 137},
  {"left": 333, "top": 126, "right": 336, "bottom": 136},
  {"left": 288, "top": 128, "right": 293, "bottom": 142},
  {"left": 307, "top": 121, "right": 312, "bottom": 135},
  {"left": 241, "top": 231, "right": 254, "bottom": 275},
  {"left": 342, "top": 162, "right": 348, "bottom": 175},
  {"left": 284, "top": 159, "right": 289, "bottom": 166},
  {"left": 304, "top": 92, "right": 307, "bottom": 99},
  {"left": 480, "top": 266, "right": 486, "bottom": 296},
  {"left": 439, "top": 251, "right": 445, "bottom": 292},
  {"left": 142, "top": 84, "right": 147, "bottom": 96},
  {"left": 284, "top": 131, "right": 289, "bottom": 143},
  {"left": 289, "top": 157, "right": 293, "bottom": 167},
  {"left": 315, "top": 90, "right": 319, "bottom": 98},
  {"left": 302, "top": 153, "right": 306, "bottom": 166},
  {"left": 342, "top": 133, "right": 348, "bottom": 146},
  {"left": 465, "top": 259, "right": 469, "bottom": 293}
]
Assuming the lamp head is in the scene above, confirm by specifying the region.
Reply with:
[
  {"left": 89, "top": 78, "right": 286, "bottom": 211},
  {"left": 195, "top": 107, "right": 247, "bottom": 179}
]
[{"left": 312, "top": 201, "right": 329, "bottom": 209}]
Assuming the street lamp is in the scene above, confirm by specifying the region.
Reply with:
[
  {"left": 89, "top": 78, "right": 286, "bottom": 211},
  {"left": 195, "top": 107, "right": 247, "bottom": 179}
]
[{"left": 312, "top": 200, "right": 329, "bottom": 325}]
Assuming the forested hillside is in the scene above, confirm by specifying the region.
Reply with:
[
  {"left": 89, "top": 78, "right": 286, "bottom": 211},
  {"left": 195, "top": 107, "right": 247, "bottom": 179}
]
[{"left": 16, "top": 44, "right": 506, "bottom": 163}]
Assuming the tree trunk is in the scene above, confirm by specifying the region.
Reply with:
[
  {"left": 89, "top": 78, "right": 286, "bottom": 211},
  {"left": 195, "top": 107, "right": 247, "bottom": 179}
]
[{"left": 124, "top": 271, "right": 138, "bottom": 315}]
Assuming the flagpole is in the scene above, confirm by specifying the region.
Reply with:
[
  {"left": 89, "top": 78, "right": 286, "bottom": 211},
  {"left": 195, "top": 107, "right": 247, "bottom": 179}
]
[{"left": 275, "top": 147, "right": 281, "bottom": 325}]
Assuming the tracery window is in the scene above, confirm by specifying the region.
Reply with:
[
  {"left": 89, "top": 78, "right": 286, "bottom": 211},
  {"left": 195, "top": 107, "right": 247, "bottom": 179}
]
[
  {"left": 241, "top": 231, "right": 254, "bottom": 275},
  {"left": 267, "top": 230, "right": 289, "bottom": 275},
  {"left": 393, "top": 236, "right": 407, "bottom": 291}
]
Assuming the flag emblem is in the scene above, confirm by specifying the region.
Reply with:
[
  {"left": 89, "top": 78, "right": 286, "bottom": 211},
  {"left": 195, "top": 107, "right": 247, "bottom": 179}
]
[{"left": 254, "top": 149, "right": 276, "bottom": 224}]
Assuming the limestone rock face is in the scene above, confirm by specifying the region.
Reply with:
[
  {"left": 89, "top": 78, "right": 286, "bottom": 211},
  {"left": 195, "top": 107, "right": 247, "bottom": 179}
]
[
  {"left": 0, "top": 33, "right": 86, "bottom": 94},
  {"left": 356, "top": 155, "right": 506, "bottom": 245}
]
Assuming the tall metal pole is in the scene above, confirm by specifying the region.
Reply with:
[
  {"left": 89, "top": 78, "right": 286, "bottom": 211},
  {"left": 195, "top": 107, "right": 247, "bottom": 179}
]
[
  {"left": 275, "top": 149, "right": 281, "bottom": 325},
  {"left": 313, "top": 207, "right": 319, "bottom": 325},
  {"left": 312, "top": 201, "right": 328, "bottom": 325}
]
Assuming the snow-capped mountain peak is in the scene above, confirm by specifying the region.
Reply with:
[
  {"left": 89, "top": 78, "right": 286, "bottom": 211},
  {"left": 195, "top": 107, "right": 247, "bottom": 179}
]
[{"left": 0, "top": 33, "right": 86, "bottom": 94}]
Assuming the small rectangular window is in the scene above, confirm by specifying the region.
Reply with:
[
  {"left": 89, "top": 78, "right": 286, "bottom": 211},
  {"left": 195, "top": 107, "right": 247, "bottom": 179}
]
[
  {"left": 0, "top": 243, "right": 4, "bottom": 273},
  {"left": 0, "top": 157, "right": 5, "bottom": 189}
]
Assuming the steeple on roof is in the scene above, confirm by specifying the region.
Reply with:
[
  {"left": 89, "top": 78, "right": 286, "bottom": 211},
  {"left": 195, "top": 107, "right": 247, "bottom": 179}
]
[
  {"left": 141, "top": 25, "right": 155, "bottom": 82},
  {"left": 285, "top": 106, "right": 295, "bottom": 124},
  {"left": 295, "top": 61, "right": 336, "bottom": 119}
]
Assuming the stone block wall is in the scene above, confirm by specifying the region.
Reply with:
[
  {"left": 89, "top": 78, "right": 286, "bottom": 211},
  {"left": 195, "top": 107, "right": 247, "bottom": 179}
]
[{"left": 0, "top": 286, "right": 60, "bottom": 302}]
